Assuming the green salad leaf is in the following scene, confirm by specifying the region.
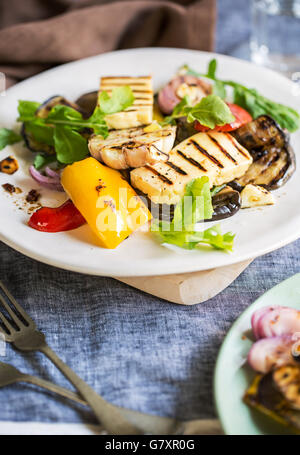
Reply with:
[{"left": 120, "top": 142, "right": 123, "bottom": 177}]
[
  {"left": 162, "top": 94, "right": 235, "bottom": 128},
  {"left": 98, "top": 86, "right": 135, "bottom": 114},
  {"left": 17, "top": 86, "right": 135, "bottom": 167},
  {"left": 33, "top": 153, "right": 57, "bottom": 170},
  {"left": 152, "top": 177, "right": 235, "bottom": 252},
  {"left": 0, "top": 128, "right": 22, "bottom": 150},
  {"left": 185, "top": 95, "right": 235, "bottom": 128},
  {"left": 182, "top": 59, "right": 300, "bottom": 132},
  {"left": 17, "top": 101, "right": 41, "bottom": 122},
  {"left": 54, "top": 126, "right": 89, "bottom": 164}
]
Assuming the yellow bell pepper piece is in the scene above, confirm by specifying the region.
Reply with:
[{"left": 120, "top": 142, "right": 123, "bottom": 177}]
[{"left": 61, "top": 157, "right": 151, "bottom": 249}]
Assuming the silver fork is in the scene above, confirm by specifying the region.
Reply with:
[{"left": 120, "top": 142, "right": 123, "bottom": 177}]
[
  {"left": 0, "top": 361, "right": 87, "bottom": 406},
  {"left": 0, "top": 281, "right": 142, "bottom": 435}
]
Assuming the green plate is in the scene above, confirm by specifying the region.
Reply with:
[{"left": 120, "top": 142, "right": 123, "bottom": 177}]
[{"left": 214, "top": 273, "right": 300, "bottom": 435}]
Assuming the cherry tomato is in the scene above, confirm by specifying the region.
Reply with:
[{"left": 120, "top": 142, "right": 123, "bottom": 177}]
[
  {"left": 28, "top": 199, "right": 86, "bottom": 233},
  {"left": 194, "top": 103, "right": 252, "bottom": 133}
]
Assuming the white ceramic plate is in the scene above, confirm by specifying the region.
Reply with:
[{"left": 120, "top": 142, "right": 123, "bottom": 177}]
[
  {"left": 214, "top": 273, "right": 300, "bottom": 435},
  {"left": 0, "top": 48, "right": 299, "bottom": 277}
]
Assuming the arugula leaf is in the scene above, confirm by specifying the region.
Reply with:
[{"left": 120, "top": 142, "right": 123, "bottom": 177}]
[
  {"left": 54, "top": 126, "right": 89, "bottom": 164},
  {"left": 33, "top": 153, "right": 56, "bottom": 170},
  {"left": 18, "top": 87, "right": 134, "bottom": 167},
  {"left": 184, "top": 59, "right": 300, "bottom": 132},
  {"left": 98, "top": 86, "right": 135, "bottom": 114},
  {"left": 152, "top": 177, "right": 234, "bottom": 252},
  {"left": 45, "top": 105, "right": 109, "bottom": 137},
  {"left": 206, "top": 59, "right": 217, "bottom": 79},
  {"left": 162, "top": 94, "right": 235, "bottom": 129},
  {"left": 185, "top": 95, "right": 235, "bottom": 128},
  {"left": 232, "top": 84, "right": 300, "bottom": 132},
  {"left": 0, "top": 128, "right": 22, "bottom": 150},
  {"left": 161, "top": 96, "right": 190, "bottom": 125},
  {"left": 17, "top": 101, "right": 41, "bottom": 122}
]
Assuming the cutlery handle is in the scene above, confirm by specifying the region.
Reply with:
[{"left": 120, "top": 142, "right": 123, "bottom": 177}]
[
  {"left": 20, "top": 374, "right": 87, "bottom": 407},
  {"left": 39, "top": 344, "right": 142, "bottom": 435}
]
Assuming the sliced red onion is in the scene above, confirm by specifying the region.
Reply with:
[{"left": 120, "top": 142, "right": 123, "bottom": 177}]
[
  {"left": 29, "top": 165, "right": 64, "bottom": 192},
  {"left": 248, "top": 335, "right": 295, "bottom": 373},
  {"left": 45, "top": 166, "right": 61, "bottom": 180},
  {"left": 251, "top": 307, "right": 278, "bottom": 340},
  {"left": 257, "top": 306, "right": 300, "bottom": 338}
]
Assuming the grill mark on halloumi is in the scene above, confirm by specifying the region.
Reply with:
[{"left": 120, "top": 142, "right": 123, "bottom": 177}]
[
  {"left": 144, "top": 165, "right": 173, "bottom": 185},
  {"left": 130, "top": 132, "right": 253, "bottom": 205},
  {"left": 166, "top": 161, "right": 188, "bottom": 175},
  {"left": 177, "top": 150, "right": 207, "bottom": 172},
  {"left": 226, "top": 133, "right": 250, "bottom": 159},
  {"left": 189, "top": 139, "right": 224, "bottom": 168},
  {"left": 152, "top": 144, "right": 169, "bottom": 157},
  {"left": 207, "top": 134, "right": 237, "bottom": 164}
]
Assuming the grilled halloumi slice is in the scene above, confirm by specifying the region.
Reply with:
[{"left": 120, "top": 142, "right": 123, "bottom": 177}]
[
  {"left": 130, "top": 131, "right": 253, "bottom": 204},
  {"left": 88, "top": 125, "right": 176, "bottom": 170},
  {"left": 241, "top": 184, "right": 275, "bottom": 208},
  {"left": 99, "top": 76, "right": 153, "bottom": 129}
]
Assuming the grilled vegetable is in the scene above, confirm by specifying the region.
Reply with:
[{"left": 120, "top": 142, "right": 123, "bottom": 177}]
[
  {"left": 75, "top": 91, "right": 98, "bottom": 118},
  {"left": 158, "top": 75, "right": 212, "bottom": 115},
  {"left": 256, "top": 306, "right": 300, "bottom": 338},
  {"left": 251, "top": 307, "right": 277, "bottom": 340},
  {"left": 273, "top": 365, "right": 300, "bottom": 410},
  {"left": 248, "top": 335, "right": 296, "bottom": 374},
  {"left": 241, "top": 184, "right": 275, "bottom": 208},
  {"left": 61, "top": 157, "right": 151, "bottom": 249},
  {"left": 36, "top": 96, "right": 83, "bottom": 119},
  {"left": 29, "top": 200, "right": 86, "bottom": 232},
  {"left": 98, "top": 76, "right": 153, "bottom": 129},
  {"left": 0, "top": 156, "right": 19, "bottom": 174},
  {"left": 88, "top": 125, "right": 176, "bottom": 169},
  {"left": 244, "top": 373, "right": 300, "bottom": 432},
  {"left": 232, "top": 115, "right": 296, "bottom": 190},
  {"left": 210, "top": 185, "right": 241, "bottom": 220},
  {"left": 175, "top": 117, "right": 198, "bottom": 144},
  {"left": 130, "top": 131, "right": 252, "bottom": 205}
]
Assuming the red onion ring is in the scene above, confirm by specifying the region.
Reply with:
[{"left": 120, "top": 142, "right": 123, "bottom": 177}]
[{"left": 29, "top": 165, "right": 64, "bottom": 192}]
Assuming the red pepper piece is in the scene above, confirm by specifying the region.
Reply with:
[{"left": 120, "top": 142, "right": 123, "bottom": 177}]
[{"left": 28, "top": 199, "right": 86, "bottom": 232}]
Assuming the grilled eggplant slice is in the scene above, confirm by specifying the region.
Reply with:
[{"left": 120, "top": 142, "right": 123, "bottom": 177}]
[
  {"left": 231, "top": 115, "right": 296, "bottom": 190},
  {"left": 21, "top": 123, "right": 54, "bottom": 155},
  {"left": 244, "top": 372, "right": 300, "bottom": 433},
  {"left": 75, "top": 91, "right": 98, "bottom": 118},
  {"left": 175, "top": 117, "right": 198, "bottom": 145},
  {"left": 36, "top": 95, "right": 83, "bottom": 118},
  {"left": 210, "top": 186, "right": 241, "bottom": 221}
]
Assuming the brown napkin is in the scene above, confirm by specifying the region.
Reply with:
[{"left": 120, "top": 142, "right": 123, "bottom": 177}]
[{"left": 0, "top": 0, "right": 216, "bottom": 88}]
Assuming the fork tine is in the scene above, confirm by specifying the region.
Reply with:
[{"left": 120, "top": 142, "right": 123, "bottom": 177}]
[
  {"left": 0, "top": 294, "right": 22, "bottom": 329},
  {"left": 0, "top": 282, "right": 34, "bottom": 327},
  {"left": 0, "top": 311, "right": 14, "bottom": 334}
]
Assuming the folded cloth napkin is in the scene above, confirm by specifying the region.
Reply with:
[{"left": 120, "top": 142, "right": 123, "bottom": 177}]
[{"left": 0, "top": 0, "right": 216, "bottom": 87}]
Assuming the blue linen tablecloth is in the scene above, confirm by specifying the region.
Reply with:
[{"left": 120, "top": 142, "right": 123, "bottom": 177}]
[{"left": 1, "top": 0, "right": 298, "bottom": 425}]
